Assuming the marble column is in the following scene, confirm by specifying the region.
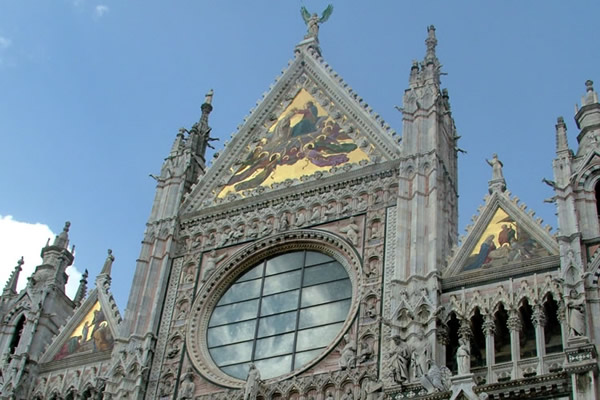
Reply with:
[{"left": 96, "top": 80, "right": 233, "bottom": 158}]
[
  {"left": 531, "top": 304, "right": 546, "bottom": 374},
  {"left": 507, "top": 310, "right": 522, "bottom": 379},
  {"left": 482, "top": 314, "right": 496, "bottom": 383}
]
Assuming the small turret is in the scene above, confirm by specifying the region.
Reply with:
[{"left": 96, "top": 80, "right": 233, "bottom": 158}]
[
  {"left": 34, "top": 221, "right": 75, "bottom": 291},
  {"left": 575, "top": 80, "right": 600, "bottom": 154}
]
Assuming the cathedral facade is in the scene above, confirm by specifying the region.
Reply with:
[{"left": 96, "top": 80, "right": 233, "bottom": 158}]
[{"left": 0, "top": 17, "right": 599, "bottom": 400}]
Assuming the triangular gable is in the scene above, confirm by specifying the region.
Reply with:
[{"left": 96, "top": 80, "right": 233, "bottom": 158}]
[
  {"left": 40, "top": 284, "right": 119, "bottom": 364},
  {"left": 444, "top": 190, "right": 559, "bottom": 277},
  {"left": 181, "top": 46, "right": 401, "bottom": 214}
]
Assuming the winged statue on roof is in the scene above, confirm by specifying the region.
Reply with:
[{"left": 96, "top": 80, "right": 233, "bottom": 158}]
[{"left": 301, "top": 4, "right": 333, "bottom": 39}]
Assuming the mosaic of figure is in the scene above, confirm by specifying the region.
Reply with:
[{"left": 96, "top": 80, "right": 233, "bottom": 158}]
[
  {"left": 53, "top": 302, "right": 114, "bottom": 360},
  {"left": 463, "top": 208, "right": 548, "bottom": 271},
  {"left": 218, "top": 89, "right": 369, "bottom": 197}
]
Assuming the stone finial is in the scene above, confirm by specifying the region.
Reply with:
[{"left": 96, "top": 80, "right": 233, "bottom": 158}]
[
  {"left": 555, "top": 116, "right": 569, "bottom": 153},
  {"left": 425, "top": 25, "right": 437, "bottom": 55},
  {"left": 101, "top": 249, "right": 115, "bottom": 276},
  {"left": 204, "top": 89, "right": 214, "bottom": 106},
  {"left": 74, "top": 269, "right": 88, "bottom": 306},
  {"left": 486, "top": 154, "right": 506, "bottom": 193},
  {"left": 582, "top": 79, "right": 599, "bottom": 107},
  {"left": 3, "top": 257, "right": 24, "bottom": 295},
  {"left": 53, "top": 221, "right": 71, "bottom": 249}
]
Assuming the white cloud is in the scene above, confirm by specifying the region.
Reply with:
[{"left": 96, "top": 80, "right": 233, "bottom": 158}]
[
  {"left": 0, "top": 216, "right": 83, "bottom": 299},
  {"left": 94, "top": 5, "right": 109, "bottom": 17},
  {"left": 0, "top": 36, "right": 11, "bottom": 49}
]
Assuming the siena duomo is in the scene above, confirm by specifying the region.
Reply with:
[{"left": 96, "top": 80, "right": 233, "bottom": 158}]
[{"left": 1, "top": 7, "right": 599, "bottom": 400}]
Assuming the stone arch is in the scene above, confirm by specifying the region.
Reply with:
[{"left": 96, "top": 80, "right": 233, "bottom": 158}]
[
  {"left": 470, "top": 307, "right": 486, "bottom": 368},
  {"left": 493, "top": 303, "right": 511, "bottom": 363},
  {"left": 518, "top": 298, "right": 537, "bottom": 359}
]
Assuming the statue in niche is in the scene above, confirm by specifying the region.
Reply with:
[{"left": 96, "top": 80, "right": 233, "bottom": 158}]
[
  {"left": 243, "top": 363, "right": 261, "bottom": 400},
  {"left": 388, "top": 335, "right": 410, "bottom": 385},
  {"left": 324, "top": 391, "right": 334, "bottom": 400},
  {"left": 232, "top": 226, "right": 244, "bottom": 241},
  {"left": 178, "top": 369, "right": 195, "bottom": 400},
  {"left": 361, "top": 376, "right": 383, "bottom": 400},
  {"left": 456, "top": 338, "right": 470, "bottom": 375},
  {"left": 340, "top": 217, "right": 360, "bottom": 246},
  {"left": 310, "top": 206, "right": 322, "bottom": 223},
  {"left": 341, "top": 387, "right": 355, "bottom": 400},
  {"left": 205, "top": 232, "right": 216, "bottom": 248},
  {"left": 365, "top": 301, "right": 377, "bottom": 319},
  {"left": 202, "top": 250, "right": 226, "bottom": 282},
  {"left": 260, "top": 219, "right": 273, "bottom": 237},
  {"left": 567, "top": 290, "right": 586, "bottom": 337},
  {"left": 356, "top": 196, "right": 368, "bottom": 211},
  {"left": 339, "top": 334, "right": 357, "bottom": 369},
  {"left": 486, "top": 153, "right": 504, "bottom": 180},
  {"left": 340, "top": 200, "right": 351, "bottom": 214},
  {"left": 295, "top": 210, "right": 306, "bottom": 227},
  {"left": 325, "top": 203, "right": 337, "bottom": 217},
  {"left": 246, "top": 221, "right": 258, "bottom": 238},
  {"left": 183, "top": 264, "right": 196, "bottom": 283},
  {"left": 366, "top": 258, "right": 379, "bottom": 278},
  {"left": 359, "top": 339, "right": 373, "bottom": 363},
  {"left": 279, "top": 213, "right": 290, "bottom": 231},
  {"left": 410, "top": 335, "right": 431, "bottom": 380}
]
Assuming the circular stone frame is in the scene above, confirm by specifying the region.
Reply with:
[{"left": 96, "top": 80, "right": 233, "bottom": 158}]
[{"left": 186, "top": 229, "right": 363, "bottom": 388}]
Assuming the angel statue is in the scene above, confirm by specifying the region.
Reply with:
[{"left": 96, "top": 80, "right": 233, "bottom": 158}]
[{"left": 301, "top": 5, "right": 333, "bottom": 39}]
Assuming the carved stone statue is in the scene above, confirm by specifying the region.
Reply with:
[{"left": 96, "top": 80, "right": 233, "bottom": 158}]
[
  {"left": 389, "top": 336, "right": 410, "bottom": 384},
  {"left": 420, "top": 364, "right": 451, "bottom": 393},
  {"left": 456, "top": 338, "right": 470, "bottom": 375},
  {"left": 359, "top": 339, "right": 373, "bottom": 363},
  {"left": 341, "top": 387, "right": 355, "bottom": 400},
  {"left": 300, "top": 5, "right": 333, "bottom": 39},
  {"left": 567, "top": 291, "right": 586, "bottom": 337},
  {"left": 243, "top": 363, "right": 261, "bottom": 400},
  {"left": 202, "top": 250, "right": 226, "bottom": 282},
  {"left": 486, "top": 153, "right": 504, "bottom": 180},
  {"left": 339, "top": 334, "right": 357, "bottom": 369},
  {"left": 178, "top": 369, "right": 195, "bottom": 400},
  {"left": 325, "top": 391, "right": 334, "bottom": 400},
  {"left": 295, "top": 211, "right": 306, "bottom": 227},
  {"left": 340, "top": 217, "right": 360, "bottom": 246},
  {"left": 410, "top": 336, "right": 431, "bottom": 380},
  {"left": 361, "top": 376, "right": 383, "bottom": 400}
]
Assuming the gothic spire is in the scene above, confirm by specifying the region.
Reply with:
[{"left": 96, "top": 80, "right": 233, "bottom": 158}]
[
  {"left": 73, "top": 269, "right": 88, "bottom": 306},
  {"left": 3, "top": 257, "right": 24, "bottom": 296},
  {"left": 555, "top": 116, "right": 570, "bottom": 154},
  {"left": 186, "top": 89, "right": 216, "bottom": 163},
  {"left": 53, "top": 221, "right": 71, "bottom": 249}
]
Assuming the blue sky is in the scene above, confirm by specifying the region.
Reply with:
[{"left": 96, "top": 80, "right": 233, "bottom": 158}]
[{"left": 1, "top": 1, "right": 599, "bottom": 310}]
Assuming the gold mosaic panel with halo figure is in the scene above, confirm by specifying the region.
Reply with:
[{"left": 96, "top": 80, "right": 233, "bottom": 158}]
[
  {"left": 52, "top": 301, "right": 114, "bottom": 361},
  {"left": 462, "top": 208, "right": 550, "bottom": 271},
  {"left": 217, "top": 89, "right": 371, "bottom": 198}
]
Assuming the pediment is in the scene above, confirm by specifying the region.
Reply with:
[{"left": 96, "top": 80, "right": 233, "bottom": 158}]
[
  {"left": 180, "top": 47, "right": 401, "bottom": 215},
  {"left": 40, "top": 288, "right": 117, "bottom": 364},
  {"left": 444, "top": 190, "right": 559, "bottom": 277}
]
